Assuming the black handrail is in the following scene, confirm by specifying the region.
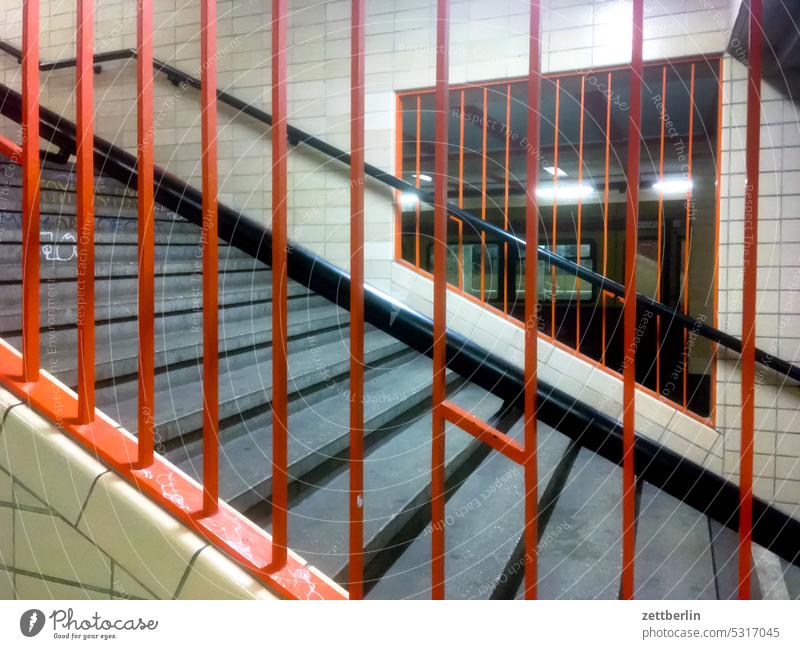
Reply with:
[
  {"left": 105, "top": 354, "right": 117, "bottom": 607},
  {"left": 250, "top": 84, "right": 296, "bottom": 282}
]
[
  {"left": 1, "top": 81, "right": 797, "bottom": 567},
  {"left": 0, "top": 39, "right": 797, "bottom": 384}
]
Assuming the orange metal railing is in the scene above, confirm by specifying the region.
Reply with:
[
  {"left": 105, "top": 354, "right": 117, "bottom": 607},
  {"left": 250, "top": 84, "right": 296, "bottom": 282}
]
[
  {"left": 394, "top": 59, "right": 723, "bottom": 423},
  {"left": 430, "top": 0, "right": 541, "bottom": 599},
  {"left": 349, "top": 0, "right": 366, "bottom": 599},
  {"left": 739, "top": 0, "right": 762, "bottom": 600},
  {"left": 0, "top": 0, "right": 343, "bottom": 601},
  {"left": 200, "top": 0, "right": 220, "bottom": 516},
  {"left": 136, "top": 0, "right": 155, "bottom": 468},
  {"left": 0, "top": 0, "right": 767, "bottom": 602},
  {"left": 620, "top": 0, "right": 644, "bottom": 600}
]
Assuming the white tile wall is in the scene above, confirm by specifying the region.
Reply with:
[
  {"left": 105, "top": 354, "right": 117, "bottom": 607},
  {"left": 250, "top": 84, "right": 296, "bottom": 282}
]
[{"left": 717, "top": 54, "right": 800, "bottom": 515}]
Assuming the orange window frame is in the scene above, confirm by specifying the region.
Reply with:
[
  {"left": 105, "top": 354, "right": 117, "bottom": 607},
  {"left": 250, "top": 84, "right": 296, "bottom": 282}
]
[{"left": 392, "top": 55, "right": 724, "bottom": 427}]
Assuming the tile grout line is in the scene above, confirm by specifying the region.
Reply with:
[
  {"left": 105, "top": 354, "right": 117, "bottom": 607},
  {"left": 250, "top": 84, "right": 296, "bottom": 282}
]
[
  {"left": 1, "top": 563, "right": 140, "bottom": 598},
  {"left": 8, "top": 465, "right": 163, "bottom": 599},
  {"left": 171, "top": 544, "right": 210, "bottom": 600},
  {"left": 74, "top": 470, "right": 111, "bottom": 528}
]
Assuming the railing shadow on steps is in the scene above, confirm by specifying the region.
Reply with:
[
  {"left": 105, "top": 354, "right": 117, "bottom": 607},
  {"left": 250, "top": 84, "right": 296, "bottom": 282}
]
[
  {"left": 0, "top": 81, "right": 798, "bottom": 568},
  {"left": 0, "top": 39, "right": 797, "bottom": 386}
]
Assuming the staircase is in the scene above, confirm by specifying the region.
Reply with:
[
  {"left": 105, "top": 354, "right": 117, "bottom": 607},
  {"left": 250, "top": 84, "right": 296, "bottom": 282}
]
[{"left": 1, "top": 154, "right": 795, "bottom": 600}]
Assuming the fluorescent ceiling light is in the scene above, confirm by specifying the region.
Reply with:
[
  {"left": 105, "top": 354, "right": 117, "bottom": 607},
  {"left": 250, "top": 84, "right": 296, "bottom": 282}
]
[
  {"left": 543, "top": 166, "right": 567, "bottom": 178},
  {"left": 536, "top": 183, "right": 594, "bottom": 200},
  {"left": 414, "top": 173, "right": 433, "bottom": 183},
  {"left": 400, "top": 192, "right": 420, "bottom": 208},
  {"left": 653, "top": 178, "right": 693, "bottom": 194}
]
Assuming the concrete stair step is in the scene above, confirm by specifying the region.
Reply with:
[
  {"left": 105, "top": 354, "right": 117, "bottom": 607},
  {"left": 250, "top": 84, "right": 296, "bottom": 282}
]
[
  {"left": 518, "top": 448, "right": 623, "bottom": 599},
  {"left": 632, "top": 483, "right": 716, "bottom": 599},
  {"left": 170, "top": 352, "right": 445, "bottom": 511},
  {"left": 23, "top": 302, "right": 344, "bottom": 385},
  {"left": 0, "top": 267, "right": 271, "bottom": 308},
  {"left": 366, "top": 419, "right": 570, "bottom": 599},
  {"left": 0, "top": 216, "right": 207, "bottom": 246},
  {"left": 274, "top": 381, "right": 505, "bottom": 588},
  {"left": 0, "top": 255, "right": 265, "bottom": 282},
  {"left": 708, "top": 519, "right": 762, "bottom": 599},
  {"left": 1, "top": 161, "right": 141, "bottom": 198},
  {"left": 0, "top": 273, "right": 314, "bottom": 332},
  {"left": 0, "top": 240, "right": 255, "bottom": 267},
  {"left": 100, "top": 328, "right": 405, "bottom": 442}
]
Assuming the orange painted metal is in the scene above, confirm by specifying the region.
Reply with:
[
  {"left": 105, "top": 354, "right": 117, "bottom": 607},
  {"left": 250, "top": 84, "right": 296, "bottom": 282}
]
[
  {"left": 710, "top": 57, "right": 724, "bottom": 426},
  {"left": 271, "top": 0, "right": 289, "bottom": 569},
  {"left": 503, "top": 84, "right": 511, "bottom": 313},
  {"left": 75, "top": 0, "right": 95, "bottom": 424},
  {"left": 550, "top": 79, "right": 560, "bottom": 338},
  {"left": 458, "top": 90, "right": 465, "bottom": 210},
  {"left": 480, "top": 87, "right": 488, "bottom": 303},
  {"left": 429, "top": 3, "right": 544, "bottom": 599},
  {"left": 396, "top": 59, "right": 723, "bottom": 422},
  {"left": 522, "top": 0, "right": 542, "bottom": 599},
  {"left": 395, "top": 53, "right": 712, "bottom": 100},
  {"left": 739, "top": 0, "right": 762, "bottom": 600},
  {"left": 655, "top": 67, "right": 666, "bottom": 394},
  {"left": 136, "top": 0, "right": 155, "bottom": 468},
  {"left": 415, "top": 96, "right": 421, "bottom": 267},
  {"left": 0, "top": 340, "right": 345, "bottom": 600},
  {"left": 348, "top": 0, "right": 365, "bottom": 600},
  {"left": 200, "top": 0, "right": 219, "bottom": 516},
  {"left": 21, "top": 0, "right": 40, "bottom": 383},
  {"left": 621, "top": 0, "right": 643, "bottom": 600},
  {"left": 457, "top": 90, "right": 465, "bottom": 291},
  {"left": 449, "top": 215, "right": 464, "bottom": 291},
  {"left": 440, "top": 401, "right": 525, "bottom": 464},
  {"left": 682, "top": 64, "right": 695, "bottom": 409},
  {"left": 393, "top": 94, "right": 403, "bottom": 261},
  {"left": 601, "top": 73, "right": 611, "bottom": 367},
  {"left": 431, "top": 0, "right": 450, "bottom": 600},
  {"left": 575, "top": 75, "right": 585, "bottom": 352},
  {"left": 0, "top": 135, "right": 21, "bottom": 159}
]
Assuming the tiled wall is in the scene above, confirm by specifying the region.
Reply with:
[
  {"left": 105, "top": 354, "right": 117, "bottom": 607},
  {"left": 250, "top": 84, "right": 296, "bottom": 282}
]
[
  {"left": 0, "top": 386, "right": 280, "bottom": 600},
  {"left": 716, "top": 55, "right": 800, "bottom": 515}
]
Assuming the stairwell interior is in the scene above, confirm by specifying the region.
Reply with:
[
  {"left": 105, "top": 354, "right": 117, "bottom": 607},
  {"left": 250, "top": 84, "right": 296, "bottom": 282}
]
[{"left": 0, "top": 0, "right": 799, "bottom": 600}]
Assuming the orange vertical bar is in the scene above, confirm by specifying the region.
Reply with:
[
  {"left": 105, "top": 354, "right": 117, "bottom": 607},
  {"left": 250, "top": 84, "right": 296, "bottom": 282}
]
[
  {"left": 348, "top": 0, "right": 365, "bottom": 600},
  {"left": 503, "top": 84, "right": 511, "bottom": 313},
  {"left": 621, "top": 0, "right": 643, "bottom": 601},
  {"left": 711, "top": 57, "right": 724, "bottom": 425},
  {"left": 682, "top": 64, "right": 695, "bottom": 409},
  {"left": 739, "top": 0, "right": 762, "bottom": 601},
  {"left": 457, "top": 219, "right": 463, "bottom": 291},
  {"left": 431, "top": 0, "right": 449, "bottom": 601},
  {"left": 271, "top": 0, "right": 289, "bottom": 568},
  {"left": 76, "top": 0, "right": 95, "bottom": 424},
  {"left": 523, "top": 0, "right": 542, "bottom": 600},
  {"left": 550, "top": 80, "right": 560, "bottom": 338},
  {"left": 200, "top": 0, "right": 219, "bottom": 514},
  {"left": 655, "top": 66, "right": 666, "bottom": 394},
  {"left": 458, "top": 90, "right": 464, "bottom": 210},
  {"left": 415, "top": 96, "right": 421, "bottom": 268},
  {"left": 575, "top": 75, "right": 585, "bottom": 352},
  {"left": 601, "top": 73, "right": 611, "bottom": 366},
  {"left": 480, "top": 87, "right": 487, "bottom": 303},
  {"left": 21, "top": 0, "right": 40, "bottom": 383},
  {"left": 393, "top": 94, "right": 403, "bottom": 261},
  {"left": 136, "top": 0, "right": 155, "bottom": 467},
  {"left": 458, "top": 90, "right": 465, "bottom": 290}
]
